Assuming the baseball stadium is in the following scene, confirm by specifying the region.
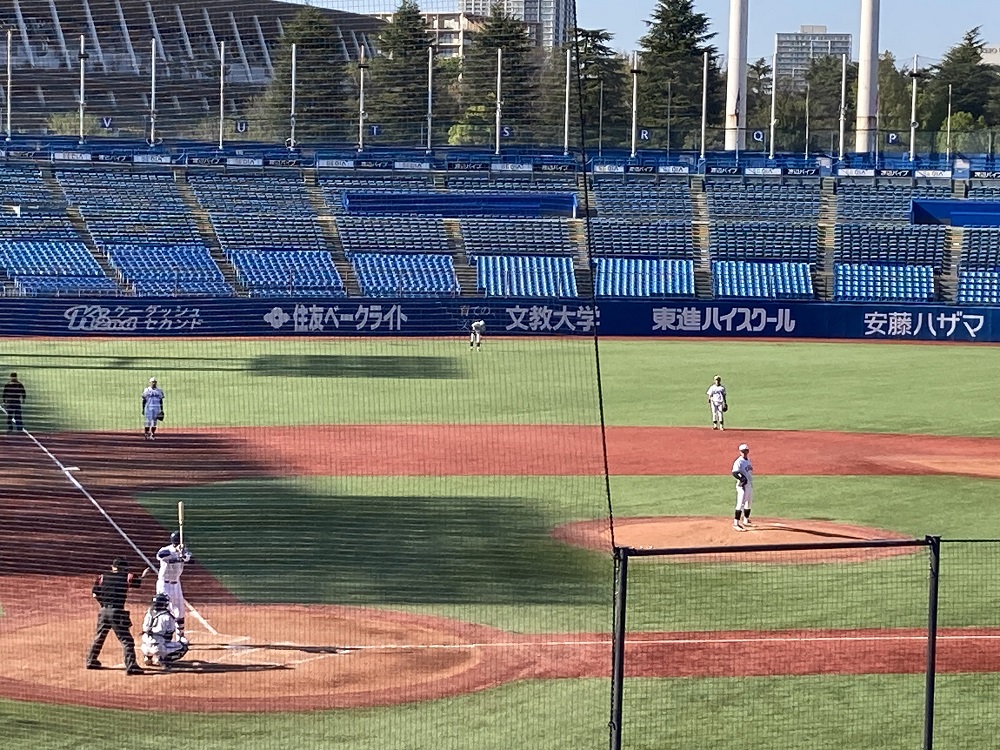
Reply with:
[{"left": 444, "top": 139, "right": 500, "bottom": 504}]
[{"left": 1, "top": 0, "right": 1000, "bottom": 747}]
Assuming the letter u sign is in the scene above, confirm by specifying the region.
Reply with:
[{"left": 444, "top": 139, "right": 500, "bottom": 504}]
[{"left": 235, "top": 120, "right": 248, "bottom": 133}]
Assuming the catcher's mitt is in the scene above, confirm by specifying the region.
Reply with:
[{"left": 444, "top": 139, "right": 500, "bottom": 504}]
[
  {"left": 722, "top": 404, "right": 729, "bottom": 413},
  {"left": 156, "top": 411, "right": 164, "bottom": 422}
]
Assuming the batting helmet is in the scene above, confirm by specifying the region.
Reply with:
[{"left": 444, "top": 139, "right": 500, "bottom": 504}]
[
  {"left": 152, "top": 593, "right": 170, "bottom": 610},
  {"left": 170, "top": 531, "right": 181, "bottom": 545}
]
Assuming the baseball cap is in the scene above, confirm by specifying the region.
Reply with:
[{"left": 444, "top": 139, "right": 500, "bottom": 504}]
[
  {"left": 738, "top": 443, "right": 749, "bottom": 452},
  {"left": 112, "top": 556, "right": 128, "bottom": 568},
  {"left": 149, "top": 377, "right": 157, "bottom": 383}
]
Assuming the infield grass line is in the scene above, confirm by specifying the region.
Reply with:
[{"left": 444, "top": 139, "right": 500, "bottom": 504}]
[{"left": 0, "top": 403, "right": 218, "bottom": 636}]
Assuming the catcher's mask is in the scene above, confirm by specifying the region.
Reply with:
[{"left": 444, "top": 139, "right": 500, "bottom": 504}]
[{"left": 152, "top": 593, "right": 170, "bottom": 611}]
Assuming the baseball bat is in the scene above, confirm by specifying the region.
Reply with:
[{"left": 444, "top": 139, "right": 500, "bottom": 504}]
[{"left": 178, "top": 500, "right": 185, "bottom": 549}]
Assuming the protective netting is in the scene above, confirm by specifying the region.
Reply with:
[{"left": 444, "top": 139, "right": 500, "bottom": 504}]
[{"left": 614, "top": 542, "right": 934, "bottom": 749}]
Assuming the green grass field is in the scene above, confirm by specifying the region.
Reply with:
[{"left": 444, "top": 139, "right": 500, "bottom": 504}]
[{"left": 2, "top": 337, "right": 999, "bottom": 749}]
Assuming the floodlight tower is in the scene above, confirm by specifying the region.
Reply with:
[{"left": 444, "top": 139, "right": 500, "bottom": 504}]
[
  {"left": 723, "top": 0, "right": 749, "bottom": 151},
  {"left": 854, "top": 0, "right": 880, "bottom": 153}
]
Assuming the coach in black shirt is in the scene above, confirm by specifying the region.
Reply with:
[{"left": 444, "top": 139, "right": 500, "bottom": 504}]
[
  {"left": 86, "top": 557, "right": 148, "bottom": 674},
  {"left": 3, "top": 372, "right": 26, "bottom": 433}
]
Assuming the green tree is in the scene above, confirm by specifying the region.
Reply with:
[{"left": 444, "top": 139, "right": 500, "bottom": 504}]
[
  {"left": 922, "top": 28, "right": 1000, "bottom": 132},
  {"left": 635, "top": 0, "right": 724, "bottom": 151},
  {"left": 875, "top": 52, "right": 913, "bottom": 138},
  {"left": 366, "top": 0, "right": 431, "bottom": 146},
  {"left": 453, "top": 3, "right": 539, "bottom": 146},
  {"left": 246, "top": 7, "right": 352, "bottom": 143},
  {"left": 576, "top": 29, "right": 630, "bottom": 150}
]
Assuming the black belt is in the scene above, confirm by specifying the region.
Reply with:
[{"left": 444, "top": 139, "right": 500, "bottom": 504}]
[{"left": 163, "top": 580, "right": 179, "bottom": 584}]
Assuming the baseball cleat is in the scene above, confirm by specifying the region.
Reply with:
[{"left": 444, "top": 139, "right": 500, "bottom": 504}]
[
  {"left": 125, "top": 666, "right": 145, "bottom": 676},
  {"left": 743, "top": 519, "right": 752, "bottom": 526},
  {"left": 85, "top": 661, "right": 102, "bottom": 669},
  {"left": 733, "top": 523, "right": 745, "bottom": 531}
]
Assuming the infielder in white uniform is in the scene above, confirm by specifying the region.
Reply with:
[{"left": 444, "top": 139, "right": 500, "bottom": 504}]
[
  {"left": 156, "top": 531, "right": 191, "bottom": 639},
  {"left": 141, "top": 377, "right": 164, "bottom": 441},
  {"left": 707, "top": 375, "right": 728, "bottom": 430},
  {"left": 140, "top": 593, "right": 190, "bottom": 667},
  {"left": 731, "top": 443, "right": 753, "bottom": 530},
  {"left": 470, "top": 319, "right": 485, "bottom": 350}
]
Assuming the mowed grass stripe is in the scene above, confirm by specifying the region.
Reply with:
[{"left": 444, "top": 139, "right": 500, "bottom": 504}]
[{"left": 5, "top": 338, "right": 1000, "bottom": 434}]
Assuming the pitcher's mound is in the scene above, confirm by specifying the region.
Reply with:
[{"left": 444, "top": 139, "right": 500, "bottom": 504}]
[{"left": 554, "top": 516, "right": 919, "bottom": 563}]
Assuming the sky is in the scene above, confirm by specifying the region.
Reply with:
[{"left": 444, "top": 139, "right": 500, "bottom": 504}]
[{"left": 576, "top": 0, "right": 998, "bottom": 65}]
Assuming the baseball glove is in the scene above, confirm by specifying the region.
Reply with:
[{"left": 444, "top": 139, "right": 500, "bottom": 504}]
[
  {"left": 722, "top": 404, "right": 729, "bottom": 413},
  {"left": 156, "top": 411, "right": 164, "bottom": 422}
]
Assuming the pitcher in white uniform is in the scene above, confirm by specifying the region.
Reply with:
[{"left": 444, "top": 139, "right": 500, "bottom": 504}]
[
  {"left": 706, "top": 375, "right": 727, "bottom": 430},
  {"left": 731, "top": 443, "right": 753, "bottom": 531},
  {"left": 141, "top": 377, "right": 164, "bottom": 441},
  {"left": 469, "top": 319, "right": 485, "bottom": 350},
  {"left": 156, "top": 531, "right": 191, "bottom": 639},
  {"left": 140, "top": 593, "right": 189, "bottom": 668}
]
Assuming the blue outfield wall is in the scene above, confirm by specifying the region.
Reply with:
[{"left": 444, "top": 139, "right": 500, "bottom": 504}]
[{"left": 0, "top": 298, "right": 995, "bottom": 342}]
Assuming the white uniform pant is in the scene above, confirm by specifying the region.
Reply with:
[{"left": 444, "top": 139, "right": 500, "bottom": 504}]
[
  {"left": 470, "top": 331, "right": 481, "bottom": 346},
  {"left": 144, "top": 405, "right": 160, "bottom": 428},
  {"left": 141, "top": 634, "right": 189, "bottom": 663},
  {"left": 156, "top": 580, "right": 186, "bottom": 621},
  {"left": 736, "top": 484, "right": 753, "bottom": 512},
  {"left": 711, "top": 402, "right": 725, "bottom": 422}
]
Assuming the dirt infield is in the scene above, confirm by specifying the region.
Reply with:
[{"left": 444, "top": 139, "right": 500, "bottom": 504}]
[
  {"left": 1, "top": 425, "right": 998, "bottom": 712},
  {"left": 222, "top": 424, "right": 1000, "bottom": 478},
  {"left": 553, "top": 516, "right": 920, "bottom": 563}
]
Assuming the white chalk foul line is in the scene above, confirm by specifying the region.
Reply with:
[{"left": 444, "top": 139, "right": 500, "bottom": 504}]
[{"left": 0, "top": 409, "right": 217, "bottom": 636}]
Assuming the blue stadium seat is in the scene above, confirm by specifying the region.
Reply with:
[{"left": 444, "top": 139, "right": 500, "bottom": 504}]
[
  {"left": 352, "top": 253, "right": 460, "bottom": 297},
  {"left": 337, "top": 217, "right": 451, "bottom": 254},
  {"left": 461, "top": 219, "right": 575, "bottom": 254},
  {"left": 591, "top": 178, "right": 692, "bottom": 219},
  {"left": 957, "top": 269, "right": 1000, "bottom": 305},
  {"left": 833, "top": 263, "right": 934, "bottom": 302},
  {"left": 228, "top": 250, "right": 346, "bottom": 297},
  {"left": 836, "top": 181, "right": 951, "bottom": 222},
  {"left": 594, "top": 258, "right": 695, "bottom": 297},
  {"left": 474, "top": 255, "right": 577, "bottom": 297},
  {"left": 709, "top": 222, "right": 818, "bottom": 263},
  {"left": 711, "top": 260, "right": 814, "bottom": 300},
  {"left": 834, "top": 225, "right": 947, "bottom": 271},
  {"left": 589, "top": 220, "right": 694, "bottom": 258},
  {"left": 706, "top": 179, "right": 820, "bottom": 220}
]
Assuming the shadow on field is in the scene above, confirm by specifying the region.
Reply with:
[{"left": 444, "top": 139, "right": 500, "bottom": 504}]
[
  {"left": 249, "top": 355, "right": 465, "bottom": 379},
  {"left": 142, "top": 480, "right": 606, "bottom": 607}
]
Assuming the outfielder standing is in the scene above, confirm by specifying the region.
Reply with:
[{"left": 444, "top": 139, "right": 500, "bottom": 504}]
[
  {"left": 469, "top": 319, "right": 485, "bottom": 351},
  {"left": 731, "top": 443, "right": 753, "bottom": 531},
  {"left": 706, "top": 375, "right": 727, "bottom": 430},
  {"left": 3, "top": 372, "right": 26, "bottom": 433},
  {"left": 141, "top": 377, "right": 164, "bottom": 441},
  {"left": 156, "top": 531, "right": 191, "bottom": 640},
  {"left": 141, "top": 593, "right": 190, "bottom": 668}
]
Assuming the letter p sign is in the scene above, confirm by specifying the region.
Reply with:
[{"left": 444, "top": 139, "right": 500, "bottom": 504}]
[{"left": 886, "top": 132, "right": 899, "bottom": 145}]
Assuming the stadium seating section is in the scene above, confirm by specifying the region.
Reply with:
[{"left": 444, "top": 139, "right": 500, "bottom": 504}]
[
  {"left": 836, "top": 181, "right": 951, "bottom": 222},
  {"left": 352, "top": 253, "right": 460, "bottom": 297},
  {"left": 461, "top": 219, "right": 575, "bottom": 255},
  {"left": 591, "top": 179, "right": 692, "bottom": 218},
  {"left": 589, "top": 220, "right": 693, "bottom": 258},
  {"left": 712, "top": 260, "right": 815, "bottom": 300},
  {"left": 833, "top": 263, "right": 935, "bottom": 302},
  {"left": 474, "top": 255, "right": 577, "bottom": 297},
  {"left": 706, "top": 180, "right": 820, "bottom": 219},
  {"left": 6, "top": 163, "right": 1000, "bottom": 308},
  {"left": 337, "top": 217, "right": 451, "bottom": 254},
  {"left": 709, "top": 222, "right": 818, "bottom": 263},
  {"left": 834, "top": 225, "right": 946, "bottom": 270},
  {"left": 594, "top": 257, "right": 694, "bottom": 298}
]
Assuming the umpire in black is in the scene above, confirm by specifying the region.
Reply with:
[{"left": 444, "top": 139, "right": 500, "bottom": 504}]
[
  {"left": 3, "top": 372, "right": 26, "bottom": 433},
  {"left": 86, "top": 557, "right": 148, "bottom": 674}
]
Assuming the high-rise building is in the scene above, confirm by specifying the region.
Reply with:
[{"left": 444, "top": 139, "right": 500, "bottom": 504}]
[
  {"left": 983, "top": 44, "right": 1000, "bottom": 66},
  {"left": 775, "top": 25, "right": 852, "bottom": 86},
  {"left": 459, "top": 0, "right": 573, "bottom": 48}
]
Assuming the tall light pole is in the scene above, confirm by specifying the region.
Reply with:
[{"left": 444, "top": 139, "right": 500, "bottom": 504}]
[
  {"left": 699, "top": 51, "right": 709, "bottom": 160},
  {"left": 804, "top": 83, "right": 810, "bottom": 159},
  {"left": 149, "top": 38, "right": 157, "bottom": 145},
  {"left": 289, "top": 42, "right": 297, "bottom": 150},
  {"left": 563, "top": 47, "right": 571, "bottom": 156},
  {"left": 426, "top": 45, "right": 434, "bottom": 152},
  {"left": 854, "top": 0, "right": 880, "bottom": 153},
  {"left": 6, "top": 28, "right": 13, "bottom": 141},
  {"left": 217, "top": 41, "right": 225, "bottom": 150},
  {"left": 598, "top": 79, "right": 604, "bottom": 157}
]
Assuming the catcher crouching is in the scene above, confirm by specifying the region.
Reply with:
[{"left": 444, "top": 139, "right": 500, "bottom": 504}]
[{"left": 141, "top": 594, "right": 189, "bottom": 668}]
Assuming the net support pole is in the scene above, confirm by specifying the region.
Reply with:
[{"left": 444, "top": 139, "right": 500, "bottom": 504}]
[
  {"left": 909, "top": 53, "right": 919, "bottom": 162},
  {"left": 838, "top": 53, "right": 847, "bottom": 160},
  {"left": 945, "top": 84, "right": 952, "bottom": 160},
  {"left": 609, "top": 548, "right": 629, "bottom": 750},
  {"left": 923, "top": 535, "right": 941, "bottom": 750},
  {"left": 6, "top": 28, "right": 12, "bottom": 141},
  {"left": 426, "top": 45, "right": 433, "bottom": 152},
  {"left": 77, "top": 34, "right": 86, "bottom": 144},
  {"left": 768, "top": 47, "right": 777, "bottom": 159},
  {"left": 629, "top": 51, "right": 639, "bottom": 158},
  {"left": 149, "top": 38, "right": 157, "bottom": 145},
  {"left": 699, "top": 50, "right": 708, "bottom": 160},
  {"left": 358, "top": 46, "right": 367, "bottom": 152},
  {"left": 494, "top": 47, "right": 502, "bottom": 156},
  {"left": 563, "top": 46, "right": 571, "bottom": 156},
  {"left": 289, "top": 42, "right": 297, "bottom": 150},
  {"left": 217, "top": 40, "right": 225, "bottom": 150}
]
